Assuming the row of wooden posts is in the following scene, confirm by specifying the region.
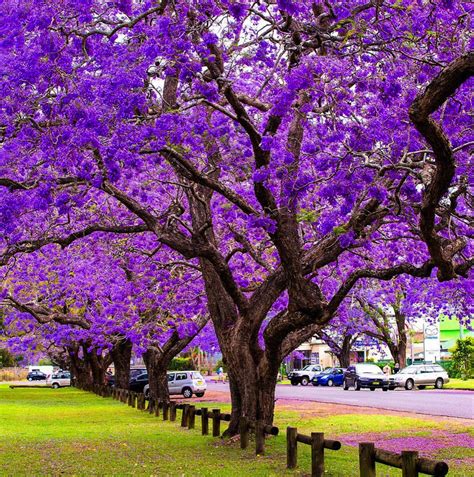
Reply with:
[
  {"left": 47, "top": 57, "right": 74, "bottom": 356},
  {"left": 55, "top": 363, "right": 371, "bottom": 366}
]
[{"left": 90, "top": 385, "right": 449, "bottom": 477}]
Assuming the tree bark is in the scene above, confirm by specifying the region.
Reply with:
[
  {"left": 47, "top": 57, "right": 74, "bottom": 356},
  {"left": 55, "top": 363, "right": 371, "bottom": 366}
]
[
  {"left": 143, "top": 348, "right": 171, "bottom": 402},
  {"left": 110, "top": 338, "right": 132, "bottom": 389}
]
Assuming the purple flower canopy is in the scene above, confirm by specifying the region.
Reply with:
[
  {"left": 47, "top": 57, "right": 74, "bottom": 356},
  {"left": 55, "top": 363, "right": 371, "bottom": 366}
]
[{"left": 0, "top": 1, "right": 471, "bottom": 396}]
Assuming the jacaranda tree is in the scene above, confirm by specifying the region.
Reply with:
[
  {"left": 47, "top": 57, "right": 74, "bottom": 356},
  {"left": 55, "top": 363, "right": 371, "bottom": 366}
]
[{"left": 0, "top": 1, "right": 472, "bottom": 433}]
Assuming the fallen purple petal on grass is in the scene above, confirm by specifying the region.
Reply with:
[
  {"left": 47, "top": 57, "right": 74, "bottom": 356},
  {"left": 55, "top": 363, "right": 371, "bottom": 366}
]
[{"left": 339, "top": 431, "right": 474, "bottom": 457}]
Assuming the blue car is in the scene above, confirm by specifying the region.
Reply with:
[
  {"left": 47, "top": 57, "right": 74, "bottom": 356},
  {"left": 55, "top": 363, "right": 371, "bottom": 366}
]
[{"left": 311, "top": 368, "right": 345, "bottom": 387}]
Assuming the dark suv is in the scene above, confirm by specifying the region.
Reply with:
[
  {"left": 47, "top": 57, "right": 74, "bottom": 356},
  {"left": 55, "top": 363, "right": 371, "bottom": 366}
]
[
  {"left": 343, "top": 363, "right": 390, "bottom": 391},
  {"left": 27, "top": 370, "right": 47, "bottom": 381},
  {"left": 129, "top": 372, "right": 148, "bottom": 393}
]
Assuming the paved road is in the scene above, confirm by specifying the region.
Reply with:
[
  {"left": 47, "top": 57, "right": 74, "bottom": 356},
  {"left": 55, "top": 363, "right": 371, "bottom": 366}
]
[{"left": 207, "top": 383, "right": 474, "bottom": 419}]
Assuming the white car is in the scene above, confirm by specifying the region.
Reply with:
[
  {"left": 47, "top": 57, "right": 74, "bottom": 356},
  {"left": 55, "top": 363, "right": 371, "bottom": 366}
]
[
  {"left": 389, "top": 364, "right": 449, "bottom": 390},
  {"left": 287, "top": 365, "right": 323, "bottom": 386},
  {"left": 144, "top": 371, "right": 207, "bottom": 399},
  {"left": 47, "top": 371, "right": 71, "bottom": 389}
]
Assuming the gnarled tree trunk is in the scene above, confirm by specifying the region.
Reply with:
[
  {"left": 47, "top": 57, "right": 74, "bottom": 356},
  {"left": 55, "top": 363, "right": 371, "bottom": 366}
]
[
  {"left": 143, "top": 348, "right": 171, "bottom": 402},
  {"left": 110, "top": 338, "right": 132, "bottom": 389}
]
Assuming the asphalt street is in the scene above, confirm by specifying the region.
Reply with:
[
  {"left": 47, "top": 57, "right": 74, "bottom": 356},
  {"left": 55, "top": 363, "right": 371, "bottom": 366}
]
[{"left": 207, "top": 383, "right": 474, "bottom": 419}]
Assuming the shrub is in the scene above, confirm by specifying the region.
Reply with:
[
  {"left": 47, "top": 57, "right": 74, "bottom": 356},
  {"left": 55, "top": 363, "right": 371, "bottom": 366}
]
[
  {"left": 450, "top": 337, "right": 474, "bottom": 380},
  {"left": 169, "top": 357, "right": 194, "bottom": 371}
]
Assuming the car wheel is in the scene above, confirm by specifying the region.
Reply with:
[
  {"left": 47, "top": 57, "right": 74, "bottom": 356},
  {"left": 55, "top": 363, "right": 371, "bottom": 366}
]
[
  {"left": 327, "top": 379, "right": 334, "bottom": 387},
  {"left": 312, "top": 381, "right": 319, "bottom": 386},
  {"left": 355, "top": 380, "right": 361, "bottom": 391},
  {"left": 382, "top": 387, "right": 388, "bottom": 392},
  {"left": 195, "top": 392, "right": 205, "bottom": 398},
  {"left": 405, "top": 379, "right": 414, "bottom": 390},
  {"left": 343, "top": 380, "right": 349, "bottom": 391},
  {"left": 370, "top": 387, "right": 375, "bottom": 391},
  {"left": 28, "top": 377, "right": 32, "bottom": 381},
  {"left": 291, "top": 380, "right": 299, "bottom": 386},
  {"left": 417, "top": 385, "right": 426, "bottom": 390},
  {"left": 300, "top": 377, "right": 309, "bottom": 386},
  {"left": 388, "top": 386, "right": 395, "bottom": 391},
  {"left": 182, "top": 387, "right": 193, "bottom": 398},
  {"left": 52, "top": 383, "right": 59, "bottom": 389},
  {"left": 144, "top": 388, "right": 150, "bottom": 399},
  {"left": 435, "top": 378, "right": 443, "bottom": 389}
]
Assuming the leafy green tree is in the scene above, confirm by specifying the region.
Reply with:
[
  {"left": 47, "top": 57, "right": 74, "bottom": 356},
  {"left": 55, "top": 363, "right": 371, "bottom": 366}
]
[{"left": 451, "top": 337, "right": 474, "bottom": 380}]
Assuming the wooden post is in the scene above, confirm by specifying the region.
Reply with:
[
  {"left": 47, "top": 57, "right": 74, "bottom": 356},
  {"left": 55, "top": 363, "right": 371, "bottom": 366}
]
[
  {"left": 287, "top": 427, "right": 298, "bottom": 469},
  {"left": 162, "top": 401, "right": 169, "bottom": 420},
  {"left": 188, "top": 405, "right": 196, "bottom": 429},
  {"left": 181, "top": 404, "right": 189, "bottom": 427},
  {"left": 255, "top": 420, "right": 265, "bottom": 455},
  {"left": 240, "top": 416, "right": 249, "bottom": 449},
  {"left": 169, "top": 402, "right": 177, "bottom": 422},
  {"left": 359, "top": 443, "right": 376, "bottom": 477},
  {"left": 311, "top": 433, "right": 325, "bottom": 477},
  {"left": 402, "top": 451, "right": 419, "bottom": 477},
  {"left": 212, "top": 409, "right": 221, "bottom": 437},
  {"left": 201, "top": 408, "right": 209, "bottom": 435}
]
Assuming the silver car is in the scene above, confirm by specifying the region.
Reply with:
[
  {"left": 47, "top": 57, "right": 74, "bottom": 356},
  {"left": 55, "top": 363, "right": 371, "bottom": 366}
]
[
  {"left": 144, "top": 371, "right": 206, "bottom": 399},
  {"left": 47, "top": 371, "right": 71, "bottom": 389},
  {"left": 389, "top": 364, "right": 449, "bottom": 390}
]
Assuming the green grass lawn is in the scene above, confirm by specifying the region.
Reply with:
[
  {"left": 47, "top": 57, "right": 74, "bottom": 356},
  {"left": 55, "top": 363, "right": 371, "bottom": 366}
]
[
  {"left": 444, "top": 379, "right": 474, "bottom": 390},
  {"left": 0, "top": 385, "right": 472, "bottom": 476}
]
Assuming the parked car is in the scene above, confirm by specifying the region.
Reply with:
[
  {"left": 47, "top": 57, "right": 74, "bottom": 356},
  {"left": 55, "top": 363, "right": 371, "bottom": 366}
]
[
  {"left": 130, "top": 368, "right": 147, "bottom": 378},
  {"left": 343, "top": 363, "right": 390, "bottom": 391},
  {"left": 47, "top": 371, "right": 71, "bottom": 388},
  {"left": 287, "top": 365, "right": 323, "bottom": 386},
  {"left": 388, "top": 364, "right": 449, "bottom": 390},
  {"left": 143, "top": 371, "right": 207, "bottom": 399},
  {"left": 27, "top": 370, "right": 47, "bottom": 381},
  {"left": 129, "top": 372, "right": 149, "bottom": 393},
  {"left": 312, "top": 367, "right": 345, "bottom": 387}
]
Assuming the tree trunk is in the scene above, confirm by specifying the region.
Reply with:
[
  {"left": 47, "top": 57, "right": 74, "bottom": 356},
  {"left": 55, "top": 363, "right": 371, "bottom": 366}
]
[
  {"left": 143, "top": 348, "right": 171, "bottom": 402},
  {"left": 69, "top": 351, "right": 93, "bottom": 389},
  {"left": 110, "top": 338, "right": 132, "bottom": 389},
  {"left": 221, "top": 336, "right": 279, "bottom": 436},
  {"left": 338, "top": 335, "right": 353, "bottom": 367}
]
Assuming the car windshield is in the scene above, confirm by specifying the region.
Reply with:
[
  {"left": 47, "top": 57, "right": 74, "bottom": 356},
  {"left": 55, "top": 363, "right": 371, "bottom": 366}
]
[
  {"left": 399, "top": 366, "right": 420, "bottom": 374},
  {"left": 321, "top": 369, "right": 333, "bottom": 375},
  {"left": 191, "top": 372, "right": 204, "bottom": 380},
  {"left": 356, "top": 364, "right": 383, "bottom": 374}
]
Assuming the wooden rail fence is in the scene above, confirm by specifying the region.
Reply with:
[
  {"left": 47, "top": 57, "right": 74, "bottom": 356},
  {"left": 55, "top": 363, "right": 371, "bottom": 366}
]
[
  {"left": 286, "top": 426, "right": 341, "bottom": 477},
  {"left": 359, "top": 442, "right": 449, "bottom": 477},
  {"left": 84, "top": 385, "right": 450, "bottom": 476}
]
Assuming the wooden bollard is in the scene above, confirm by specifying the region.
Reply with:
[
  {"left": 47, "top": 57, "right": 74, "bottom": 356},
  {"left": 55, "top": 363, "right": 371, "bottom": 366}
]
[
  {"left": 181, "top": 404, "right": 190, "bottom": 427},
  {"left": 188, "top": 405, "right": 196, "bottom": 430},
  {"left": 212, "top": 409, "right": 221, "bottom": 437},
  {"left": 311, "top": 433, "right": 325, "bottom": 477},
  {"left": 256, "top": 420, "right": 265, "bottom": 455},
  {"left": 162, "top": 401, "right": 169, "bottom": 420},
  {"left": 359, "top": 443, "right": 376, "bottom": 477},
  {"left": 240, "top": 416, "right": 249, "bottom": 449},
  {"left": 170, "top": 402, "right": 177, "bottom": 422},
  {"left": 402, "top": 451, "right": 419, "bottom": 477},
  {"left": 287, "top": 427, "right": 298, "bottom": 469},
  {"left": 201, "top": 408, "right": 209, "bottom": 435}
]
